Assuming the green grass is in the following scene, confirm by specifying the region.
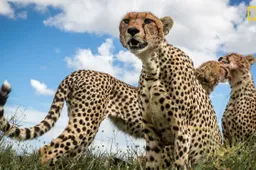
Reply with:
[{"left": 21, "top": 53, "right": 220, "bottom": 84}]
[
  {"left": 0, "top": 110, "right": 255, "bottom": 170},
  {"left": 0, "top": 135, "right": 255, "bottom": 170},
  {"left": 0, "top": 136, "right": 144, "bottom": 170},
  {"left": 196, "top": 135, "right": 256, "bottom": 170}
]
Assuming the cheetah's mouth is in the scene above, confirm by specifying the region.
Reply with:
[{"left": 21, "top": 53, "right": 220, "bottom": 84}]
[
  {"left": 128, "top": 39, "right": 148, "bottom": 50},
  {"left": 223, "top": 67, "right": 232, "bottom": 82}
]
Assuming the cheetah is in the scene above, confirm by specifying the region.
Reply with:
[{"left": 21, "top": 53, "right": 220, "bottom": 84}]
[
  {"left": 119, "top": 11, "right": 222, "bottom": 169},
  {"left": 219, "top": 53, "right": 256, "bottom": 145},
  {"left": 0, "top": 70, "right": 144, "bottom": 166},
  {"left": 0, "top": 60, "right": 227, "bottom": 167},
  {"left": 138, "top": 60, "right": 231, "bottom": 166},
  {"left": 195, "top": 61, "right": 231, "bottom": 95},
  {"left": 137, "top": 60, "right": 231, "bottom": 166}
]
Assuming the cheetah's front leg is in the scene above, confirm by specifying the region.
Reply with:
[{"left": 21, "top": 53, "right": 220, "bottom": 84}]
[
  {"left": 149, "top": 86, "right": 191, "bottom": 169},
  {"left": 172, "top": 125, "right": 190, "bottom": 170},
  {"left": 143, "top": 123, "right": 165, "bottom": 170}
]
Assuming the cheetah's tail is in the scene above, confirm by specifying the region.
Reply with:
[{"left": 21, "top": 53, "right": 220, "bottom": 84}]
[{"left": 0, "top": 77, "right": 70, "bottom": 140}]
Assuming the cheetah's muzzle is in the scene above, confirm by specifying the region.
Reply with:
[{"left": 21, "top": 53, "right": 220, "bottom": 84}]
[{"left": 128, "top": 38, "right": 148, "bottom": 50}]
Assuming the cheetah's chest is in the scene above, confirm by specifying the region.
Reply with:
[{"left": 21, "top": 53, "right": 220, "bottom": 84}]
[{"left": 139, "top": 79, "right": 169, "bottom": 126}]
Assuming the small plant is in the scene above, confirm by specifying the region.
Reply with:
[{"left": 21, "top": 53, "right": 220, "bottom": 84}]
[{"left": 196, "top": 135, "right": 256, "bottom": 170}]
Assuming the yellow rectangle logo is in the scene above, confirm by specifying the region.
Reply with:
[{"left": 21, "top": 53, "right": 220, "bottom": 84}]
[{"left": 248, "top": 6, "right": 256, "bottom": 21}]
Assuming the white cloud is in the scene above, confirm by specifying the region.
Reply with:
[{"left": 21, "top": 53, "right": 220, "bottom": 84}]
[
  {"left": 251, "top": 0, "right": 256, "bottom": 6},
  {"left": 5, "top": 0, "right": 256, "bottom": 67},
  {"left": 30, "top": 79, "right": 55, "bottom": 96},
  {"left": 219, "top": 0, "right": 256, "bottom": 54},
  {"left": 66, "top": 39, "right": 118, "bottom": 76},
  {"left": 0, "top": 0, "right": 14, "bottom": 18},
  {"left": 180, "top": 47, "right": 217, "bottom": 67},
  {"left": 65, "top": 38, "right": 141, "bottom": 85},
  {"left": 0, "top": 0, "right": 26, "bottom": 19}
]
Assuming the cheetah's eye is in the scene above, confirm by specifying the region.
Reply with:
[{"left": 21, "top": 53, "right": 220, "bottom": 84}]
[
  {"left": 123, "top": 19, "right": 130, "bottom": 24},
  {"left": 218, "top": 57, "right": 230, "bottom": 64},
  {"left": 144, "top": 18, "right": 154, "bottom": 24}
]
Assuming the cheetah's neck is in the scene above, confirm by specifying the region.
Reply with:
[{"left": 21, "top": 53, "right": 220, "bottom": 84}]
[
  {"left": 230, "top": 72, "right": 255, "bottom": 97},
  {"left": 139, "top": 40, "right": 168, "bottom": 80}
]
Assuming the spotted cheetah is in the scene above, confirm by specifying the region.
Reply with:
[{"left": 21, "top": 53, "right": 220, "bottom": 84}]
[
  {"left": 0, "top": 70, "right": 144, "bottom": 166},
  {"left": 195, "top": 61, "right": 231, "bottom": 95},
  {"left": 119, "top": 11, "right": 222, "bottom": 169},
  {"left": 219, "top": 53, "right": 256, "bottom": 145},
  {"left": 138, "top": 60, "right": 231, "bottom": 166}
]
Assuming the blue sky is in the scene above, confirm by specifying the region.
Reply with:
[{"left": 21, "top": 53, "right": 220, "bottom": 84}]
[{"left": 0, "top": 0, "right": 255, "bottom": 155}]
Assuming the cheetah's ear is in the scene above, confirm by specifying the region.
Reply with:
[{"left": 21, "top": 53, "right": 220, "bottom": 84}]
[
  {"left": 160, "top": 16, "right": 173, "bottom": 36},
  {"left": 246, "top": 54, "right": 256, "bottom": 65}
]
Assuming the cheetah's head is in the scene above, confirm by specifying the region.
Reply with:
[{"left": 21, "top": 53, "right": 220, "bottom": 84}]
[
  {"left": 119, "top": 12, "right": 173, "bottom": 56},
  {"left": 218, "top": 53, "right": 256, "bottom": 71},
  {"left": 218, "top": 53, "right": 256, "bottom": 81},
  {"left": 195, "top": 61, "right": 231, "bottom": 94}
]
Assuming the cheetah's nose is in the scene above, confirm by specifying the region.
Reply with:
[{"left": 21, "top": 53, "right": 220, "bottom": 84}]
[{"left": 127, "top": 28, "right": 140, "bottom": 36}]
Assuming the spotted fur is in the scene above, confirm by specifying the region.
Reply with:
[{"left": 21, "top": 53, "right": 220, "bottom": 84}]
[
  {"left": 195, "top": 61, "right": 231, "bottom": 95},
  {"left": 219, "top": 53, "right": 256, "bottom": 145},
  {"left": 120, "top": 11, "right": 222, "bottom": 169},
  {"left": 0, "top": 70, "right": 144, "bottom": 166}
]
